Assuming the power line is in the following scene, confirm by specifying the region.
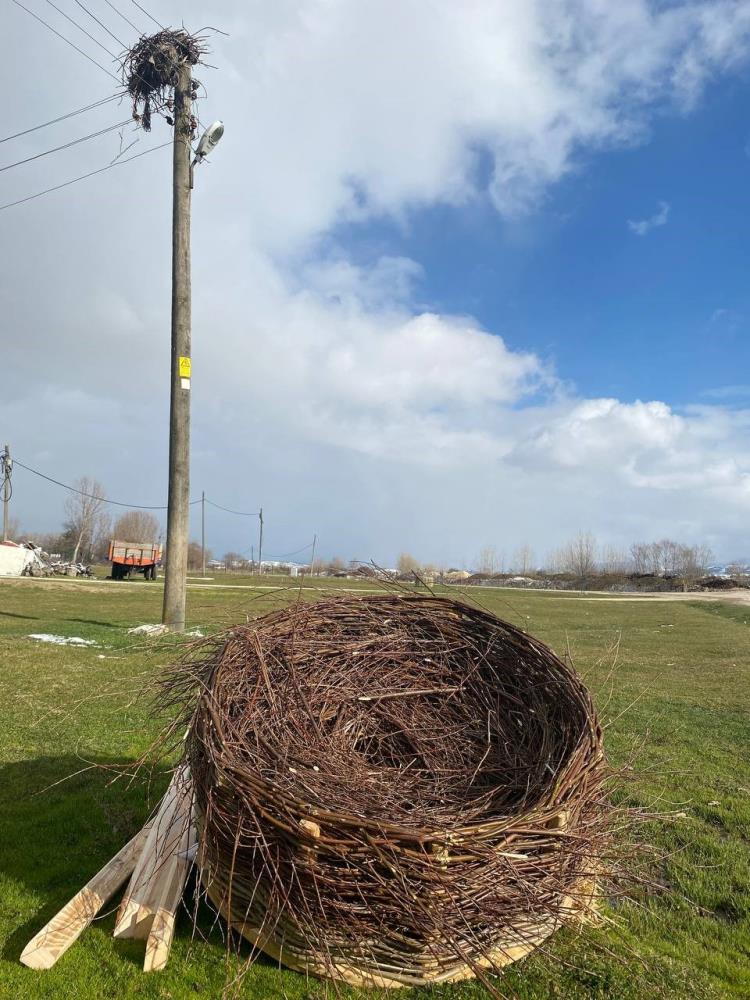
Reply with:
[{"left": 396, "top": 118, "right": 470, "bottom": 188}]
[
  {"left": 131, "top": 0, "right": 163, "bottom": 30},
  {"left": 12, "top": 459, "right": 197, "bottom": 509},
  {"left": 102, "top": 0, "right": 141, "bottom": 34},
  {"left": 42, "top": 0, "right": 117, "bottom": 58},
  {"left": 205, "top": 499, "right": 261, "bottom": 517},
  {"left": 0, "top": 120, "right": 130, "bottom": 174},
  {"left": 11, "top": 0, "right": 120, "bottom": 82},
  {"left": 1, "top": 95, "right": 121, "bottom": 145},
  {"left": 71, "top": 0, "right": 127, "bottom": 48},
  {"left": 277, "top": 541, "right": 314, "bottom": 559},
  {"left": 13, "top": 458, "right": 258, "bottom": 521},
  {"left": 0, "top": 140, "right": 170, "bottom": 212}
]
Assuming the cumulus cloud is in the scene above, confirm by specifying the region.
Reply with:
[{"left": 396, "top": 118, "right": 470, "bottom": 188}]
[
  {"left": 3, "top": 1, "right": 750, "bottom": 561},
  {"left": 628, "top": 200, "right": 670, "bottom": 235}
]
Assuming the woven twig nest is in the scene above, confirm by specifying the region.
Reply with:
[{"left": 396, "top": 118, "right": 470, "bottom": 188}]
[
  {"left": 122, "top": 29, "right": 206, "bottom": 130},
  {"left": 176, "top": 595, "right": 608, "bottom": 989}
]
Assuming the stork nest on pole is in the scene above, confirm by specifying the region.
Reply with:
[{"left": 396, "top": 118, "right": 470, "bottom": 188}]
[
  {"left": 157, "top": 594, "right": 613, "bottom": 991},
  {"left": 122, "top": 29, "right": 208, "bottom": 131}
]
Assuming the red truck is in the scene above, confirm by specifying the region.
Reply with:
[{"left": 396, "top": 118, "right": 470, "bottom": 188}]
[{"left": 108, "top": 540, "right": 162, "bottom": 580}]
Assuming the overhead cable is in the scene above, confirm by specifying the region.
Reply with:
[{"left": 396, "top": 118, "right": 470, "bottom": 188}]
[
  {"left": 0, "top": 120, "right": 131, "bottom": 174},
  {"left": 0, "top": 140, "right": 170, "bottom": 212},
  {"left": 11, "top": 0, "right": 120, "bottom": 82},
  {"left": 0, "top": 95, "right": 121, "bottom": 145}
]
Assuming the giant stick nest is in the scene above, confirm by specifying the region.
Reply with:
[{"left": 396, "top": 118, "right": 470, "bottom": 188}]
[{"left": 160, "top": 594, "right": 611, "bottom": 990}]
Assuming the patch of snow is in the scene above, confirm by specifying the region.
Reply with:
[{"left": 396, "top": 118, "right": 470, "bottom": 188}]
[
  {"left": 28, "top": 633, "right": 97, "bottom": 646},
  {"left": 127, "top": 623, "right": 169, "bottom": 636},
  {"left": 127, "top": 624, "right": 204, "bottom": 638}
]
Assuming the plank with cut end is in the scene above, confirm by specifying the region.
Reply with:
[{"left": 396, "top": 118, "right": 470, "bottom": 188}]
[
  {"left": 114, "top": 766, "right": 192, "bottom": 941},
  {"left": 143, "top": 819, "right": 197, "bottom": 972},
  {"left": 20, "top": 821, "right": 152, "bottom": 970}
]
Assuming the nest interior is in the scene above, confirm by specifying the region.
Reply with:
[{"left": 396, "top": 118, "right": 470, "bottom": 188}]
[{"left": 176, "top": 595, "right": 608, "bottom": 988}]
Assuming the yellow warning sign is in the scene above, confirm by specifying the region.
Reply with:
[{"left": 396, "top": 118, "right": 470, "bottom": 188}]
[{"left": 179, "top": 356, "right": 192, "bottom": 378}]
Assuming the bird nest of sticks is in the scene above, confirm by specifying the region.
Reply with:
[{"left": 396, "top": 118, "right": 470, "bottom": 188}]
[
  {"left": 122, "top": 29, "right": 208, "bottom": 131},
  {"left": 159, "top": 594, "right": 611, "bottom": 990}
]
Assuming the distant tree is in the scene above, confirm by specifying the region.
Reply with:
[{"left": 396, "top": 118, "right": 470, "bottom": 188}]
[
  {"left": 630, "top": 542, "right": 651, "bottom": 574},
  {"left": 4, "top": 515, "right": 22, "bottom": 541},
  {"left": 397, "top": 552, "right": 421, "bottom": 575},
  {"left": 63, "top": 477, "right": 109, "bottom": 563},
  {"left": 511, "top": 544, "right": 534, "bottom": 575},
  {"left": 326, "top": 556, "right": 346, "bottom": 575},
  {"left": 477, "top": 545, "right": 498, "bottom": 574},
  {"left": 556, "top": 532, "right": 597, "bottom": 580},
  {"left": 600, "top": 545, "right": 629, "bottom": 575},
  {"left": 113, "top": 510, "right": 160, "bottom": 542},
  {"left": 223, "top": 550, "right": 245, "bottom": 570},
  {"left": 187, "top": 540, "right": 212, "bottom": 570}
]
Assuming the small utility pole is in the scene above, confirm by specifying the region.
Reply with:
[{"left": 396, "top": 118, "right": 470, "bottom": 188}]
[
  {"left": 2, "top": 444, "right": 10, "bottom": 542},
  {"left": 162, "top": 62, "right": 193, "bottom": 631},
  {"left": 258, "top": 507, "right": 264, "bottom": 576},
  {"left": 201, "top": 490, "right": 206, "bottom": 577},
  {"left": 310, "top": 532, "right": 317, "bottom": 577}
]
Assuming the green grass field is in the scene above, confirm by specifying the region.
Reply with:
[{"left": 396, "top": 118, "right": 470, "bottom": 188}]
[{"left": 0, "top": 576, "right": 748, "bottom": 999}]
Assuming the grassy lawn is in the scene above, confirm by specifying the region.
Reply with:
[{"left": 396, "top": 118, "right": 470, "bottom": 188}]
[{"left": 0, "top": 577, "right": 748, "bottom": 998}]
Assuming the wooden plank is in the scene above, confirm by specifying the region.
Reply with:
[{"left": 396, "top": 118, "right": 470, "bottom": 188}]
[
  {"left": 20, "top": 821, "right": 152, "bottom": 970},
  {"left": 114, "top": 767, "right": 191, "bottom": 940},
  {"left": 143, "top": 817, "right": 197, "bottom": 971}
]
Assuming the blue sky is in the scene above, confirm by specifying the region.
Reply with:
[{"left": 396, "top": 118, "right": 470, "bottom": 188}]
[{"left": 336, "top": 73, "right": 750, "bottom": 407}]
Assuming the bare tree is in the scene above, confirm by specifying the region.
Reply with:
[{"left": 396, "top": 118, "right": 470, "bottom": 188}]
[
  {"left": 187, "top": 540, "right": 211, "bottom": 570},
  {"left": 511, "top": 544, "right": 534, "bottom": 575},
  {"left": 397, "top": 552, "right": 421, "bottom": 575},
  {"left": 477, "top": 545, "right": 498, "bottom": 574},
  {"left": 63, "top": 477, "right": 109, "bottom": 563},
  {"left": 223, "top": 551, "right": 245, "bottom": 571},
  {"left": 600, "top": 545, "right": 629, "bottom": 575},
  {"left": 113, "top": 510, "right": 160, "bottom": 542},
  {"left": 630, "top": 542, "right": 650, "bottom": 574},
  {"left": 558, "top": 531, "right": 597, "bottom": 580},
  {"left": 4, "top": 516, "right": 22, "bottom": 541}
]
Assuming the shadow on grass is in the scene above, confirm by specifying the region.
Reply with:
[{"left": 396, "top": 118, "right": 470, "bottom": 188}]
[
  {"left": 0, "top": 754, "right": 169, "bottom": 965},
  {"left": 0, "top": 755, "right": 282, "bottom": 981},
  {"left": 64, "top": 618, "right": 126, "bottom": 630}
]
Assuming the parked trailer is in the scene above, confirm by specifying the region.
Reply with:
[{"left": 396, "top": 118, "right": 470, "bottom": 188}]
[{"left": 108, "top": 540, "right": 162, "bottom": 581}]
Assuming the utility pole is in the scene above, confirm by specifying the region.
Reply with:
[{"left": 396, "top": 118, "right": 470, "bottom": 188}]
[
  {"left": 258, "top": 507, "right": 264, "bottom": 576},
  {"left": 2, "top": 444, "right": 10, "bottom": 542},
  {"left": 201, "top": 490, "right": 206, "bottom": 577},
  {"left": 161, "top": 62, "right": 193, "bottom": 632},
  {"left": 310, "top": 532, "right": 317, "bottom": 577}
]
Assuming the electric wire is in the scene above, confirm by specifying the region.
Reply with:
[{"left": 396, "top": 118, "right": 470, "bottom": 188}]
[
  {"left": 0, "top": 120, "right": 131, "bottom": 174},
  {"left": 0, "top": 140, "right": 170, "bottom": 212},
  {"left": 71, "top": 0, "right": 126, "bottom": 48},
  {"left": 0, "top": 95, "right": 121, "bottom": 145},
  {"left": 102, "top": 0, "right": 141, "bottom": 34},
  {"left": 42, "top": 0, "right": 117, "bottom": 57},
  {"left": 13, "top": 459, "right": 199, "bottom": 510},
  {"left": 131, "top": 0, "right": 163, "bottom": 30},
  {"left": 10, "top": 0, "right": 120, "bottom": 82},
  {"left": 205, "top": 499, "right": 261, "bottom": 518},
  {"left": 12, "top": 459, "right": 261, "bottom": 521}
]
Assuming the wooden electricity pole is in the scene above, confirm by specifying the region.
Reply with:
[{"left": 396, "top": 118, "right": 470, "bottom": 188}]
[
  {"left": 161, "top": 62, "right": 193, "bottom": 632},
  {"left": 2, "top": 444, "right": 10, "bottom": 542},
  {"left": 258, "top": 507, "right": 264, "bottom": 576},
  {"left": 201, "top": 490, "right": 206, "bottom": 577}
]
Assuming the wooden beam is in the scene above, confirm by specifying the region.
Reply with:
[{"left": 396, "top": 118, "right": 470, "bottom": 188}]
[{"left": 20, "top": 821, "right": 152, "bottom": 970}]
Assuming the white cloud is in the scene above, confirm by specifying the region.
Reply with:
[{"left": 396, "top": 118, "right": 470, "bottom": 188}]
[
  {"left": 3, "top": 1, "right": 750, "bottom": 561},
  {"left": 628, "top": 200, "right": 670, "bottom": 235}
]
